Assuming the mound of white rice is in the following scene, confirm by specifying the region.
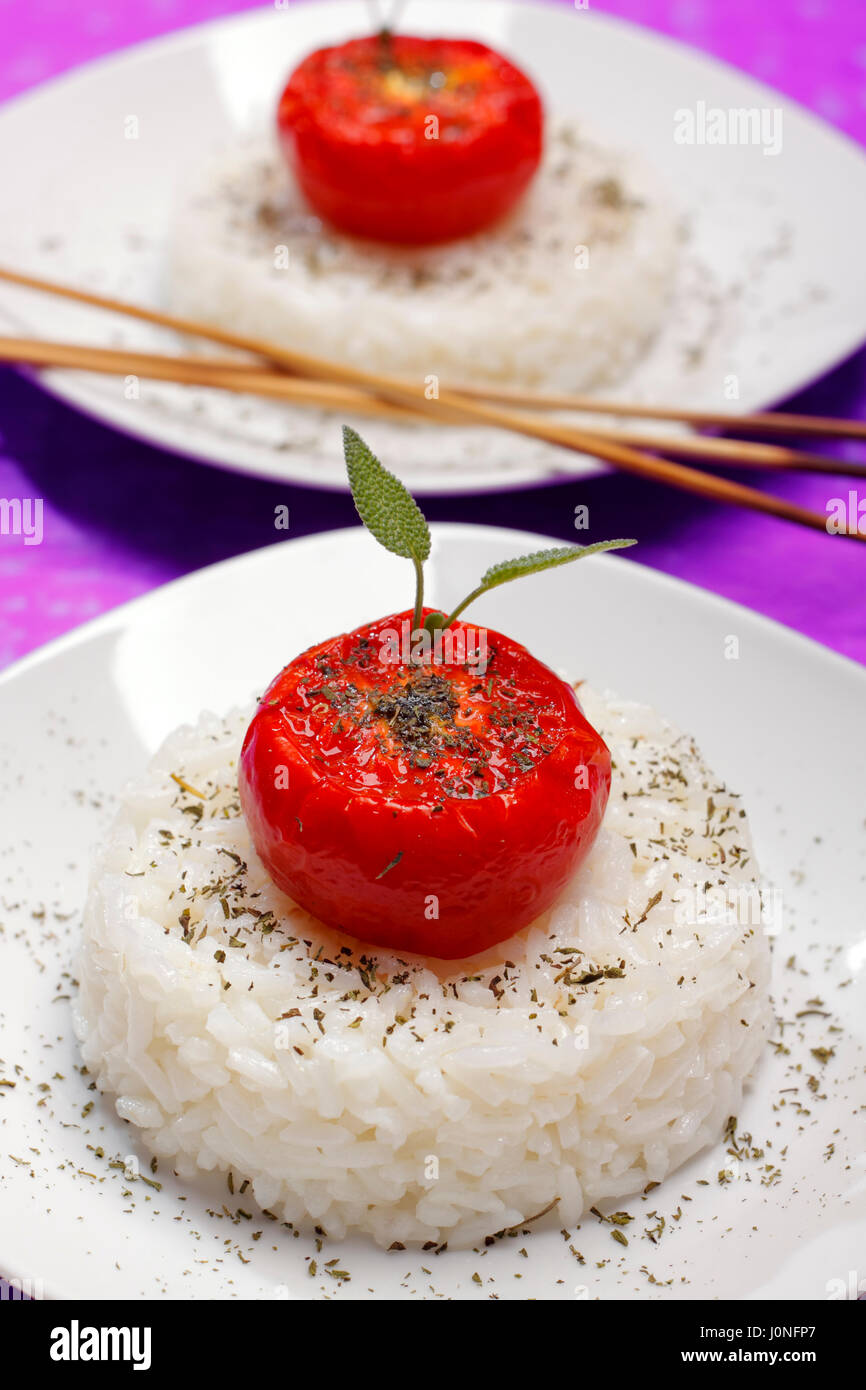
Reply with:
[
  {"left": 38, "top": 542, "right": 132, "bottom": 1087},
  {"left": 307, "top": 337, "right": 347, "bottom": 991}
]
[
  {"left": 74, "top": 687, "right": 771, "bottom": 1249},
  {"left": 167, "top": 123, "right": 678, "bottom": 394}
]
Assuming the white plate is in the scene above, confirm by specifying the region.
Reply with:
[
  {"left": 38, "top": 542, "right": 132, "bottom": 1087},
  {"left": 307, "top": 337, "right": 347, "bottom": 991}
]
[
  {"left": 1, "top": 1, "right": 866, "bottom": 492},
  {"left": 0, "top": 525, "right": 864, "bottom": 1301}
]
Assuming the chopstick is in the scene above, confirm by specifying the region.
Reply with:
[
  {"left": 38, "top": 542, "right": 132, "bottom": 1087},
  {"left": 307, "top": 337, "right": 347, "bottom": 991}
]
[
  {"left": 581, "top": 429, "right": 866, "bottom": 478},
  {"left": 0, "top": 337, "right": 432, "bottom": 423},
  {"left": 2, "top": 333, "right": 855, "bottom": 537},
  {"left": 0, "top": 266, "right": 857, "bottom": 540},
  {"left": 2, "top": 263, "right": 866, "bottom": 443},
  {"left": 4, "top": 335, "right": 865, "bottom": 480},
  {"left": 455, "top": 384, "right": 866, "bottom": 443}
]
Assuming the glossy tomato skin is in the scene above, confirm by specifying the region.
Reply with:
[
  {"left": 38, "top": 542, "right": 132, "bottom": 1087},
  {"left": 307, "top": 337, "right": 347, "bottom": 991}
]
[
  {"left": 276, "top": 35, "right": 543, "bottom": 243},
  {"left": 239, "top": 611, "right": 610, "bottom": 960}
]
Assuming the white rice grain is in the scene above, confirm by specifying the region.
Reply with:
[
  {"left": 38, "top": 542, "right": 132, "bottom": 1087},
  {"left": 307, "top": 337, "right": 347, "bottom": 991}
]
[
  {"left": 75, "top": 686, "right": 772, "bottom": 1249},
  {"left": 167, "top": 124, "right": 678, "bottom": 395}
]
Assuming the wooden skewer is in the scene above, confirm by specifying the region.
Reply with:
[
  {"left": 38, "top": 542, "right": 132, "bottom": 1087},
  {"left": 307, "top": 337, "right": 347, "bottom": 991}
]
[
  {"left": 2, "top": 262, "right": 866, "bottom": 442},
  {"left": 581, "top": 429, "right": 866, "bottom": 478},
  {"left": 440, "top": 395, "right": 851, "bottom": 537},
  {"left": 455, "top": 383, "right": 866, "bottom": 442},
  {"left": 3, "top": 336, "right": 864, "bottom": 479},
  {"left": 0, "top": 332, "right": 851, "bottom": 537},
  {"left": 0, "top": 270, "right": 855, "bottom": 538},
  {"left": 0, "top": 337, "right": 433, "bottom": 423}
]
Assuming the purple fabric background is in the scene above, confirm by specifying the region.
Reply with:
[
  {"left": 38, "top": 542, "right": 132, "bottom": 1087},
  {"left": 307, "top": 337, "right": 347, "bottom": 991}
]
[{"left": 0, "top": 0, "right": 865, "bottom": 669}]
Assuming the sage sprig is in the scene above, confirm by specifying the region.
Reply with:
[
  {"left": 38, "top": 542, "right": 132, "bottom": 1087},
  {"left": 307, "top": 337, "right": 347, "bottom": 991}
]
[
  {"left": 343, "top": 426, "right": 431, "bottom": 631},
  {"left": 343, "top": 426, "right": 636, "bottom": 632}
]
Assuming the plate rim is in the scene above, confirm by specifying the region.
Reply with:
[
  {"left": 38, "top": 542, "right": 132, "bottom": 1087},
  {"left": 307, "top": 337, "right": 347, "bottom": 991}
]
[
  {"left": 2, "top": 520, "right": 864, "bottom": 693},
  {"left": 3, "top": 0, "right": 866, "bottom": 170}
]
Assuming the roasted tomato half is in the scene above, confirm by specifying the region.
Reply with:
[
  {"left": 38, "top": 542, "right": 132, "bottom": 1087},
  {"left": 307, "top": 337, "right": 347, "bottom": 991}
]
[
  {"left": 239, "top": 610, "right": 610, "bottom": 959},
  {"left": 276, "top": 34, "right": 544, "bottom": 243}
]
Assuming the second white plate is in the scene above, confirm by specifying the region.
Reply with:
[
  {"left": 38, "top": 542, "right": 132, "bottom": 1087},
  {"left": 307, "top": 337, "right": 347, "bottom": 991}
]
[
  {"left": 0, "top": 526, "right": 864, "bottom": 1299},
  {"left": 1, "top": 0, "right": 866, "bottom": 490}
]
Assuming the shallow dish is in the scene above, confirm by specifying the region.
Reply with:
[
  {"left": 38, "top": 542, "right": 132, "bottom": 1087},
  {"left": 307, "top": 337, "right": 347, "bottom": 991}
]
[
  {"left": 1, "top": 0, "right": 866, "bottom": 490},
  {"left": 0, "top": 525, "right": 863, "bottom": 1299}
]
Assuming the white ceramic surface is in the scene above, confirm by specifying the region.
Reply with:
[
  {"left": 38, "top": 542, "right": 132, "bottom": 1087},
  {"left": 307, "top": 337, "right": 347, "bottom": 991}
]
[
  {"left": 1, "top": 0, "right": 866, "bottom": 490},
  {"left": 0, "top": 525, "right": 863, "bottom": 1300}
]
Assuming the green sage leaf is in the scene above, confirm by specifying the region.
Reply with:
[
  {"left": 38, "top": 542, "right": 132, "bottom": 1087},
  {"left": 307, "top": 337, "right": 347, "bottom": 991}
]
[
  {"left": 477, "top": 539, "right": 636, "bottom": 595},
  {"left": 343, "top": 426, "right": 430, "bottom": 563}
]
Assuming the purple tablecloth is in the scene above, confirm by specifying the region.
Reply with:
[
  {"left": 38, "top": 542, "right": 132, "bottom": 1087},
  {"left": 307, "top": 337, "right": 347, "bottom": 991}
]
[{"left": 1, "top": 0, "right": 865, "bottom": 669}]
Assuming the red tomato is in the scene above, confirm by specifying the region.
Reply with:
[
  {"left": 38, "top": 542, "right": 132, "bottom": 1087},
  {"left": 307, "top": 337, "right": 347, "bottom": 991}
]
[
  {"left": 276, "top": 34, "right": 544, "bottom": 244},
  {"left": 239, "top": 611, "right": 610, "bottom": 960}
]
